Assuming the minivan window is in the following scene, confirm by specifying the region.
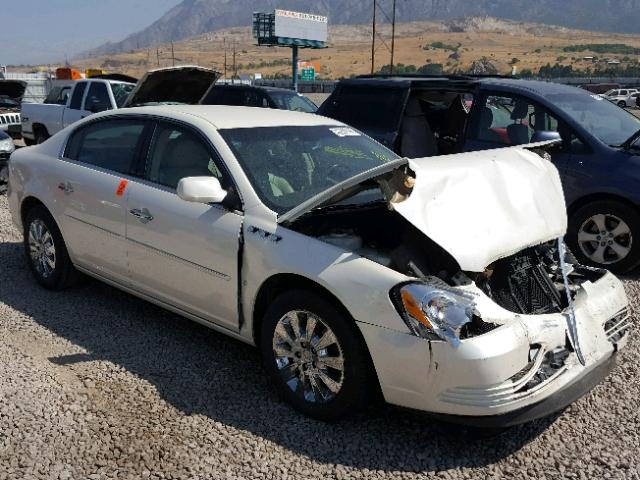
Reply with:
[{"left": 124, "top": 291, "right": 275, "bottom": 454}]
[
  {"left": 547, "top": 93, "right": 640, "bottom": 147},
  {"left": 322, "top": 86, "right": 406, "bottom": 133},
  {"left": 69, "top": 82, "right": 87, "bottom": 110},
  {"left": 269, "top": 91, "right": 317, "bottom": 113},
  {"left": 65, "top": 119, "right": 146, "bottom": 174}
]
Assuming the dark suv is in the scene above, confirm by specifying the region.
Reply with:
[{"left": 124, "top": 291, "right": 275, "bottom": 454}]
[
  {"left": 319, "top": 75, "right": 640, "bottom": 273},
  {"left": 200, "top": 85, "right": 318, "bottom": 113}
]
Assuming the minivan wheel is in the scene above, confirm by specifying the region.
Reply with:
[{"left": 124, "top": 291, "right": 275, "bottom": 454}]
[
  {"left": 24, "top": 205, "right": 78, "bottom": 290},
  {"left": 260, "top": 290, "right": 372, "bottom": 421},
  {"left": 567, "top": 200, "right": 640, "bottom": 274}
]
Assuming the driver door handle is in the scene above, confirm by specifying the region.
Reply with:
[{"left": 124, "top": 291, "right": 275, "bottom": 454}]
[
  {"left": 129, "top": 208, "right": 154, "bottom": 224},
  {"left": 57, "top": 182, "right": 74, "bottom": 194}
]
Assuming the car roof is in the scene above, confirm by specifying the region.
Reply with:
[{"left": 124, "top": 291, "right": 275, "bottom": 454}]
[
  {"left": 213, "top": 84, "right": 300, "bottom": 94},
  {"left": 114, "top": 105, "right": 342, "bottom": 129},
  {"left": 343, "top": 75, "right": 588, "bottom": 97}
]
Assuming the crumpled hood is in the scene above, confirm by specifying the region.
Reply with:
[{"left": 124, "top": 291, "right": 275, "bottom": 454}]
[
  {"left": 123, "top": 66, "right": 220, "bottom": 107},
  {"left": 392, "top": 145, "right": 567, "bottom": 272}
]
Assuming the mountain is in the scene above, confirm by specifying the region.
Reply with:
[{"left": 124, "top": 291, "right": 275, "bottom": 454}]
[{"left": 82, "top": 0, "right": 640, "bottom": 57}]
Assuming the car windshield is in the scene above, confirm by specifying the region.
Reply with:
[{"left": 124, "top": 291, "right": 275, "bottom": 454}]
[
  {"left": 269, "top": 91, "right": 318, "bottom": 113},
  {"left": 547, "top": 93, "right": 640, "bottom": 147},
  {"left": 220, "top": 125, "right": 399, "bottom": 214},
  {"left": 111, "top": 82, "right": 135, "bottom": 108}
]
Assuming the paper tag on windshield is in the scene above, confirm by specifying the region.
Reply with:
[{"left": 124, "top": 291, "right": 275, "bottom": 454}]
[{"left": 330, "top": 127, "right": 361, "bottom": 137}]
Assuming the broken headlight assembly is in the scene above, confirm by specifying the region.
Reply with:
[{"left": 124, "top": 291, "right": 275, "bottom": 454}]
[{"left": 391, "top": 283, "right": 483, "bottom": 348}]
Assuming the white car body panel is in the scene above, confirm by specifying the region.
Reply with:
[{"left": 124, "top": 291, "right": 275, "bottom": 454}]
[{"left": 6, "top": 105, "right": 630, "bottom": 424}]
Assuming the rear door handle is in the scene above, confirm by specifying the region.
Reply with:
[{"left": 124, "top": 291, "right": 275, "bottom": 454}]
[
  {"left": 129, "top": 208, "right": 154, "bottom": 224},
  {"left": 57, "top": 182, "right": 73, "bottom": 194}
]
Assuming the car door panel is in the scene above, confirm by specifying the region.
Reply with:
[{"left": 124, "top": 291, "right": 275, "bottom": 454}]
[{"left": 126, "top": 182, "right": 242, "bottom": 329}]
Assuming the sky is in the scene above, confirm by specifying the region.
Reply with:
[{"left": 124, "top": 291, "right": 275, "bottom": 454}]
[{"left": 0, "top": 0, "right": 182, "bottom": 65}]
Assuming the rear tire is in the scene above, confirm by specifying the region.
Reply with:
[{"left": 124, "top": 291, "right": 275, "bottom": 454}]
[
  {"left": 260, "top": 290, "right": 373, "bottom": 421},
  {"left": 23, "top": 205, "right": 78, "bottom": 290},
  {"left": 618, "top": 100, "right": 627, "bottom": 108},
  {"left": 567, "top": 200, "right": 640, "bottom": 274}
]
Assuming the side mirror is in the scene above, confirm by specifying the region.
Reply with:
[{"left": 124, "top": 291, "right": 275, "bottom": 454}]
[
  {"left": 531, "top": 131, "right": 561, "bottom": 143},
  {"left": 177, "top": 176, "right": 227, "bottom": 204}
]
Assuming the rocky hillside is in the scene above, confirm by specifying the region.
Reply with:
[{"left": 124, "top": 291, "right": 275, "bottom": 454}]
[{"left": 82, "top": 0, "right": 640, "bottom": 57}]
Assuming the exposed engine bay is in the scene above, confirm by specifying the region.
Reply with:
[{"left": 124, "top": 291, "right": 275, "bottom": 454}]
[{"left": 292, "top": 202, "right": 607, "bottom": 317}]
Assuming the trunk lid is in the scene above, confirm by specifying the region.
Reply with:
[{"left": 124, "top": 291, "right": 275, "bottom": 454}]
[{"left": 123, "top": 66, "right": 220, "bottom": 107}]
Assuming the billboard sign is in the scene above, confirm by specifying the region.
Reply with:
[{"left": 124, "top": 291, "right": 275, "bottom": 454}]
[{"left": 274, "top": 9, "right": 328, "bottom": 43}]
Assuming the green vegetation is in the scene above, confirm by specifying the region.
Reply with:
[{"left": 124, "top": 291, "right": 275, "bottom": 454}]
[
  {"left": 375, "top": 62, "right": 443, "bottom": 75},
  {"left": 510, "top": 58, "right": 520, "bottom": 64},
  {"left": 563, "top": 43, "right": 640, "bottom": 55},
  {"left": 537, "top": 62, "right": 640, "bottom": 78},
  {"left": 424, "top": 41, "right": 459, "bottom": 51}
]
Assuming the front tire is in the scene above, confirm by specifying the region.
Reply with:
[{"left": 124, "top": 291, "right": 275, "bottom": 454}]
[
  {"left": 567, "top": 200, "right": 640, "bottom": 274},
  {"left": 618, "top": 100, "right": 627, "bottom": 108},
  {"left": 260, "top": 290, "right": 373, "bottom": 421},
  {"left": 23, "top": 205, "right": 78, "bottom": 290}
]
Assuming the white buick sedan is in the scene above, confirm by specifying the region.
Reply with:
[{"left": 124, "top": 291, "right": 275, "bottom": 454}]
[{"left": 7, "top": 105, "right": 631, "bottom": 426}]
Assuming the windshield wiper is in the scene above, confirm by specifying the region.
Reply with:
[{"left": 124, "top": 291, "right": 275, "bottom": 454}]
[{"left": 619, "top": 128, "right": 640, "bottom": 150}]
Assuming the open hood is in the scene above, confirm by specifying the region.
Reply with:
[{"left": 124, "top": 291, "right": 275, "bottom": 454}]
[
  {"left": 280, "top": 143, "right": 567, "bottom": 272},
  {"left": 122, "top": 66, "right": 220, "bottom": 107},
  {"left": 0, "top": 80, "right": 27, "bottom": 102}
]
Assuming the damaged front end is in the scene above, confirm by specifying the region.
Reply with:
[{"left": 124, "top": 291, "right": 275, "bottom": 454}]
[{"left": 287, "top": 142, "right": 630, "bottom": 423}]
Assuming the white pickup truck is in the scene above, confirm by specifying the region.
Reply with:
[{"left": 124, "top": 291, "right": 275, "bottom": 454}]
[
  {"left": 21, "top": 66, "right": 221, "bottom": 145},
  {"left": 21, "top": 78, "right": 135, "bottom": 145}
]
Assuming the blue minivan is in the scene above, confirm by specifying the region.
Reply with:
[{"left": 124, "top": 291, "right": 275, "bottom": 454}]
[{"left": 319, "top": 76, "right": 640, "bottom": 273}]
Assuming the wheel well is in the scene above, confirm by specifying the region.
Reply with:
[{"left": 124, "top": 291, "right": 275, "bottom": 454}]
[
  {"left": 568, "top": 193, "right": 640, "bottom": 218},
  {"left": 20, "top": 196, "right": 47, "bottom": 226},
  {"left": 252, "top": 274, "right": 353, "bottom": 346},
  {"left": 32, "top": 123, "right": 49, "bottom": 138},
  {"left": 251, "top": 273, "right": 382, "bottom": 398}
]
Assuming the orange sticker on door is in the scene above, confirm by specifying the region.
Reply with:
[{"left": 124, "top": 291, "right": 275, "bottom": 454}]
[{"left": 116, "top": 179, "right": 129, "bottom": 197}]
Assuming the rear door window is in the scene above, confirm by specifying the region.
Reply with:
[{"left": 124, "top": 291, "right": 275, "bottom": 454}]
[
  {"left": 69, "top": 82, "right": 88, "bottom": 110},
  {"left": 85, "top": 82, "right": 112, "bottom": 113},
  {"left": 201, "top": 88, "right": 245, "bottom": 106},
  {"left": 65, "top": 119, "right": 147, "bottom": 174}
]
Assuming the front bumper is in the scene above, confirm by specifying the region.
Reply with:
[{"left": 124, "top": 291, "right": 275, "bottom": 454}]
[{"left": 359, "top": 271, "right": 630, "bottom": 426}]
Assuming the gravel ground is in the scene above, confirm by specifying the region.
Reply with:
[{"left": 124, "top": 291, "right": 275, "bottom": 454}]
[{"left": 0, "top": 193, "right": 639, "bottom": 480}]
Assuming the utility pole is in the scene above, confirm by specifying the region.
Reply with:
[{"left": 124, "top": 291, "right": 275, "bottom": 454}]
[
  {"left": 156, "top": 47, "right": 160, "bottom": 67},
  {"left": 390, "top": 0, "right": 397, "bottom": 74},
  {"left": 371, "top": 1, "right": 377, "bottom": 74},
  {"left": 232, "top": 42, "right": 237, "bottom": 84},
  {"left": 171, "top": 42, "right": 176, "bottom": 67},
  {"left": 223, "top": 37, "right": 227, "bottom": 81}
]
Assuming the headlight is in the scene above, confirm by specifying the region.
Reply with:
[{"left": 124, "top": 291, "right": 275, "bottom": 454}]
[
  {"left": 391, "top": 282, "right": 477, "bottom": 348},
  {"left": 0, "top": 138, "right": 14, "bottom": 153}
]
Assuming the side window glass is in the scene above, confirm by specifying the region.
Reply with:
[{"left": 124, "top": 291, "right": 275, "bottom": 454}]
[
  {"left": 65, "top": 119, "right": 146, "bottom": 174},
  {"left": 477, "top": 95, "right": 534, "bottom": 145},
  {"left": 85, "top": 83, "right": 112, "bottom": 113},
  {"left": 69, "top": 82, "right": 87, "bottom": 110},
  {"left": 146, "top": 123, "right": 223, "bottom": 189}
]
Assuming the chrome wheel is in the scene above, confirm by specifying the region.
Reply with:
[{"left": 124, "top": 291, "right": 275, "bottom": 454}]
[
  {"left": 578, "top": 213, "right": 632, "bottom": 265},
  {"left": 272, "top": 310, "right": 345, "bottom": 403},
  {"left": 28, "top": 219, "right": 56, "bottom": 278}
]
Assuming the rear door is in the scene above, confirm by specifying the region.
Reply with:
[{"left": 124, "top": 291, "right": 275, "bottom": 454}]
[
  {"left": 125, "top": 120, "right": 242, "bottom": 330},
  {"left": 56, "top": 117, "right": 151, "bottom": 283}
]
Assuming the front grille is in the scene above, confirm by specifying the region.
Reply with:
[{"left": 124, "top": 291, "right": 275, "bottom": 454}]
[
  {"left": 604, "top": 308, "right": 631, "bottom": 344},
  {"left": 487, "top": 248, "right": 564, "bottom": 315},
  {"left": 0, "top": 114, "right": 20, "bottom": 125}
]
